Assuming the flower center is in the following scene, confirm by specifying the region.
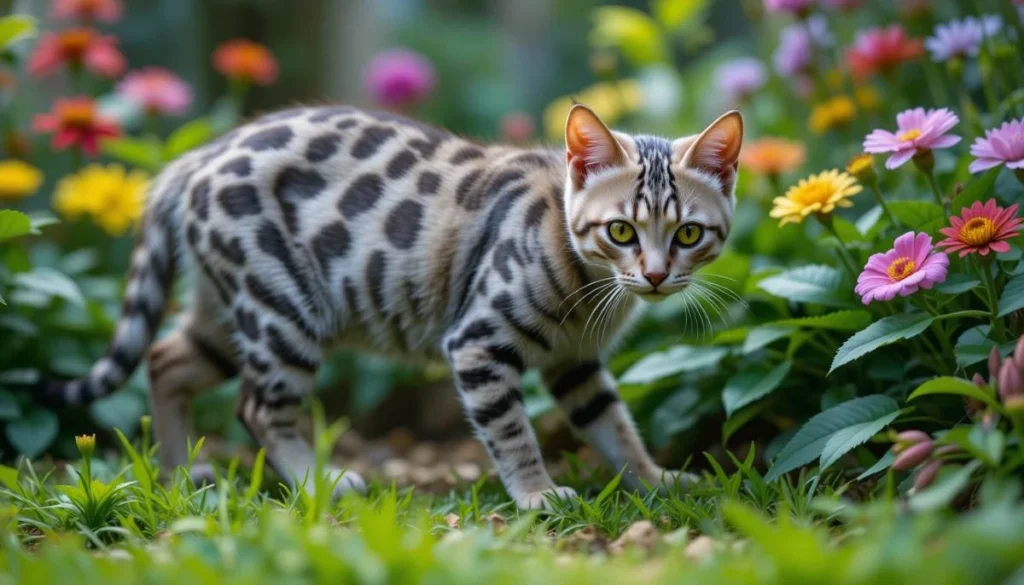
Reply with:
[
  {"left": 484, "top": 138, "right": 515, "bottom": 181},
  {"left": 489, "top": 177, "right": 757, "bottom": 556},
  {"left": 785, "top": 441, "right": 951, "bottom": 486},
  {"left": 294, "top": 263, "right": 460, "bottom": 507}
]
[
  {"left": 234, "top": 46, "right": 266, "bottom": 75},
  {"left": 59, "top": 103, "right": 97, "bottom": 127},
  {"left": 887, "top": 256, "right": 917, "bottom": 281},
  {"left": 792, "top": 179, "right": 836, "bottom": 206},
  {"left": 898, "top": 128, "right": 922, "bottom": 142},
  {"left": 58, "top": 29, "right": 95, "bottom": 58},
  {"left": 960, "top": 217, "right": 995, "bottom": 246}
]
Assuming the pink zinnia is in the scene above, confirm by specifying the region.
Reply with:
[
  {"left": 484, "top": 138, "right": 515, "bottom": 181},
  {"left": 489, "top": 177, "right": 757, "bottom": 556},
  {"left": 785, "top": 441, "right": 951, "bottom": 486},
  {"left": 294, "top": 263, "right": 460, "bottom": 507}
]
[
  {"left": 968, "top": 118, "right": 1024, "bottom": 173},
  {"left": 29, "top": 28, "right": 126, "bottom": 79},
  {"left": 117, "top": 67, "right": 192, "bottom": 116},
  {"left": 863, "top": 108, "right": 961, "bottom": 169},
  {"left": 846, "top": 25, "right": 924, "bottom": 81},
  {"left": 51, "top": 0, "right": 123, "bottom": 22},
  {"left": 33, "top": 96, "right": 120, "bottom": 156},
  {"left": 856, "top": 232, "right": 948, "bottom": 304},
  {"left": 363, "top": 48, "right": 437, "bottom": 109},
  {"left": 763, "top": 0, "right": 815, "bottom": 15},
  {"left": 937, "top": 200, "right": 1023, "bottom": 257}
]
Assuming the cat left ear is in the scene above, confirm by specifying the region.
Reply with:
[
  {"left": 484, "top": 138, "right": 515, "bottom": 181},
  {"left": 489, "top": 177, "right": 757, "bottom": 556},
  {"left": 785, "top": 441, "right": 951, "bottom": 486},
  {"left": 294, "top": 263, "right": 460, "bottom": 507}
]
[
  {"left": 674, "top": 110, "right": 744, "bottom": 196},
  {"left": 565, "top": 104, "right": 628, "bottom": 189}
]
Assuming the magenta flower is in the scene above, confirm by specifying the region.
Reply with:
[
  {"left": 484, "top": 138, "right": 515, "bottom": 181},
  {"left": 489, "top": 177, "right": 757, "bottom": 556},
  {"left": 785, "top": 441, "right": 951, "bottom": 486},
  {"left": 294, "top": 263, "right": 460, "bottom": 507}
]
[
  {"left": 925, "top": 15, "right": 1002, "bottom": 62},
  {"left": 863, "top": 108, "right": 961, "bottom": 169},
  {"left": 855, "top": 232, "right": 949, "bottom": 304},
  {"left": 969, "top": 118, "right": 1024, "bottom": 173},
  {"left": 363, "top": 48, "right": 437, "bottom": 109},
  {"left": 773, "top": 16, "right": 833, "bottom": 79},
  {"left": 763, "top": 0, "right": 815, "bottom": 15},
  {"left": 937, "top": 199, "right": 1023, "bottom": 257},
  {"left": 715, "top": 58, "right": 767, "bottom": 105},
  {"left": 117, "top": 67, "right": 193, "bottom": 117}
]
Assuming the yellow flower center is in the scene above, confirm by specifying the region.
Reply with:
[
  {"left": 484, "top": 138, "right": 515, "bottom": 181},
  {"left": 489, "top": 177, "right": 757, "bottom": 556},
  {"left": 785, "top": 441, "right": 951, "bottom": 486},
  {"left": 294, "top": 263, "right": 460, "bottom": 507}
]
[
  {"left": 898, "top": 128, "right": 922, "bottom": 142},
  {"left": 846, "top": 154, "right": 873, "bottom": 175},
  {"left": 887, "top": 257, "right": 916, "bottom": 281},
  {"left": 58, "top": 29, "right": 94, "bottom": 58},
  {"left": 790, "top": 179, "right": 837, "bottom": 206},
  {"left": 960, "top": 217, "right": 995, "bottom": 246},
  {"left": 59, "top": 102, "right": 97, "bottom": 127}
]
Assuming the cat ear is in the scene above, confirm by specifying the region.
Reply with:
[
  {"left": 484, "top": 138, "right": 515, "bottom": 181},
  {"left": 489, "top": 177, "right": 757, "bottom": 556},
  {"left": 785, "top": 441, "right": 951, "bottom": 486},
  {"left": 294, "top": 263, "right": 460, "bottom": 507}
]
[
  {"left": 674, "top": 110, "right": 744, "bottom": 196},
  {"left": 565, "top": 104, "right": 627, "bottom": 189}
]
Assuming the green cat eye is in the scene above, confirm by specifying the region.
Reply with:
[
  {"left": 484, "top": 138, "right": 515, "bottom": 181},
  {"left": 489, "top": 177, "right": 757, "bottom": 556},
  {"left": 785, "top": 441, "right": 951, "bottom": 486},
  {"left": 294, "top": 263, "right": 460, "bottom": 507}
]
[
  {"left": 607, "top": 221, "right": 636, "bottom": 245},
  {"left": 675, "top": 224, "right": 703, "bottom": 247}
]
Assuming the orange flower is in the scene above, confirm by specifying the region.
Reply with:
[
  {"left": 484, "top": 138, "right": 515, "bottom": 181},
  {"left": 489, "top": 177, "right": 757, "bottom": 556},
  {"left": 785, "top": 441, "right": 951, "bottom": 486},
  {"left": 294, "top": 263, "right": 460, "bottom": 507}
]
[
  {"left": 51, "top": 0, "right": 123, "bottom": 22},
  {"left": 34, "top": 96, "right": 120, "bottom": 156},
  {"left": 740, "top": 137, "right": 806, "bottom": 177},
  {"left": 213, "top": 39, "right": 278, "bottom": 86},
  {"left": 28, "top": 27, "right": 126, "bottom": 79},
  {"left": 847, "top": 25, "right": 923, "bottom": 81}
]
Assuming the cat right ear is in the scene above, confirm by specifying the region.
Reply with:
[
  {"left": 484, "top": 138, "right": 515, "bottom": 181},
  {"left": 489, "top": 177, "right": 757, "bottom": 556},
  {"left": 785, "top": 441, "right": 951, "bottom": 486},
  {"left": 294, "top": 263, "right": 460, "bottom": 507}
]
[{"left": 565, "top": 104, "right": 627, "bottom": 189}]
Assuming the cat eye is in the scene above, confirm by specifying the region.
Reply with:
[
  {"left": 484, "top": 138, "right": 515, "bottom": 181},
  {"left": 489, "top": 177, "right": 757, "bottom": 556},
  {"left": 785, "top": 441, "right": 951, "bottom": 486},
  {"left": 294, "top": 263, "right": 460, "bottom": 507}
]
[
  {"left": 607, "top": 221, "right": 637, "bottom": 245},
  {"left": 675, "top": 223, "right": 704, "bottom": 247}
]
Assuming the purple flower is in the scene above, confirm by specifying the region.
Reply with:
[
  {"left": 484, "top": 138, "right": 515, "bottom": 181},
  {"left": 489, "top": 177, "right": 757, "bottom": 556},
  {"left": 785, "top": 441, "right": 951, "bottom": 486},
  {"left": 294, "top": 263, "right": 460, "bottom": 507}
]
[
  {"left": 763, "top": 0, "right": 815, "bottom": 15},
  {"left": 715, "top": 58, "right": 767, "bottom": 104},
  {"left": 773, "top": 16, "right": 832, "bottom": 79},
  {"left": 363, "top": 48, "right": 437, "bottom": 109},
  {"left": 925, "top": 15, "right": 1002, "bottom": 62},
  {"left": 863, "top": 108, "right": 961, "bottom": 169},
  {"left": 969, "top": 117, "right": 1024, "bottom": 173},
  {"left": 855, "top": 232, "right": 949, "bottom": 304}
]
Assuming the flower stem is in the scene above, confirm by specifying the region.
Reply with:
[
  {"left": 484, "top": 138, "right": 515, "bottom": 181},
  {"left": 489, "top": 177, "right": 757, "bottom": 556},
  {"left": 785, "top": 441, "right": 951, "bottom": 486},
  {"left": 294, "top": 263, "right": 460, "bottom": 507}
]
[
  {"left": 923, "top": 169, "right": 945, "bottom": 210},
  {"left": 869, "top": 183, "right": 898, "bottom": 227},
  {"left": 977, "top": 257, "right": 1006, "bottom": 340},
  {"left": 818, "top": 215, "right": 859, "bottom": 279}
]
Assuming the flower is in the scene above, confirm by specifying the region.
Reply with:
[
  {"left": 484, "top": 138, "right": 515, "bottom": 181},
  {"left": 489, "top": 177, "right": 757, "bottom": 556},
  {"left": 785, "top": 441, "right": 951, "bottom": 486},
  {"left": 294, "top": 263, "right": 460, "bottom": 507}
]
[
  {"left": 363, "top": 48, "right": 437, "bottom": 109},
  {"left": 863, "top": 108, "right": 961, "bottom": 169},
  {"left": 714, "top": 57, "right": 767, "bottom": 105},
  {"left": 213, "top": 39, "right": 278, "bottom": 86},
  {"left": 75, "top": 434, "right": 96, "bottom": 458},
  {"left": 925, "top": 15, "right": 1001, "bottom": 62},
  {"left": 500, "top": 111, "right": 535, "bottom": 143},
  {"left": 845, "top": 153, "right": 876, "bottom": 184},
  {"left": 29, "top": 28, "right": 126, "bottom": 79},
  {"left": 968, "top": 118, "right": 1024, "bottom": 173},
  {"left": 117, "top": 67, "right": 192, "bottom": 116},
  {"left": 808, "top": 95, "right": 855, "bottom": 134},
  {"left": 854, "top": 85, "right": 882, "bottom": 111},
  {"left": 740, "top": 137, "right": 806, "bottom": 177},
  {"left": 773, "top": 16, "right": 833, "bottom": 79},
  {"left": 0, "top": 160, "right": 43, "bottom": 201},
  {"left": 51, "top": 0, "right": 123, "bottom": 22},
  {"left": 54, "top": 164, "right": 147, "bottom": 236},
  {"left": 543, "top": 80, "right": 643, "bottom": 139},
  {"left": 770, "top": 169, "right": 861, "bottom": 225},
  {"left": 937, "top": 199, "right": 1023, "bottom": 257},
  {"left": 846, "top": 25, "right": 924, "bottom": 81},
  {"left": 856, "top": 232, "right": 948, "bottom": 304},
  {"left": 34, "top": 97, "right": 120, "bottom": 156},
  {"left": 763, "top": 0, "right": 814, "bottom": 15}
]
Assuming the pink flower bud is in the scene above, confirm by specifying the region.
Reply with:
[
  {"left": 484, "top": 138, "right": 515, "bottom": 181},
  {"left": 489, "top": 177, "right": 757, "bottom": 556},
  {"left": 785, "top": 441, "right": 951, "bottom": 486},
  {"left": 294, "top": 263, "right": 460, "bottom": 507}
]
[
  {"left": 1015, "top": 335, "right": 1024, "bottom": 370},
  {"left": 989, "top": 346, "right": 1003, "bottom": 382},
  {"left": 971, "top": 372, "right": 986, "bottom": 389},
  {"left": 892, "top": 440, "right": 934, "bottom": 470},
  {"left": 999, "top": 360, "right": 1024, "bottom": 402},
  {"left": 913, "top": 460, "right": 942, "bottom": 490},
  {"left": 894, "top": 430, "right": 930, "bottom": 448}
]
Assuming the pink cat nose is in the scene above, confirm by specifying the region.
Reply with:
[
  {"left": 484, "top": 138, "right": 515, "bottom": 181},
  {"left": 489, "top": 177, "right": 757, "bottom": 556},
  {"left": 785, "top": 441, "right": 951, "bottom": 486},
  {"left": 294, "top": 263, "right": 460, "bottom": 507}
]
[{"left": 644, "top": 272, "right": 667, "bottom": 287}]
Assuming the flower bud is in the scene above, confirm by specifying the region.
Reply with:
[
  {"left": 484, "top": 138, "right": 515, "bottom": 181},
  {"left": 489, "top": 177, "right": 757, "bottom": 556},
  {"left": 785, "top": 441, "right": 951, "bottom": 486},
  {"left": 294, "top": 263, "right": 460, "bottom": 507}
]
[
  {"left": 892, "top": 440, "right": 933, "bottom": 470},
  {"left": 893, "top": 430, "right": 930, "bottom": 448},
  {"left": 912, "top": 149, "right": 935, "bottom": 174},
  {"left": 999, "top": 360, "right": 1023, "bottom": 402},
  {"left": 845, "top": 153, "right": 876, "bottom": 186},
  {"left": 1014, "top": 335, "right": 1024, "bottom": 371},
  {"left": 75, "top": 434, "right": 96, "bottom": 459},
  {"left": 989, "top": 346, "right": 1003, "bottom": 382},
  {"left": 913, "top": 460, "right": 942, "bottom": 491}
]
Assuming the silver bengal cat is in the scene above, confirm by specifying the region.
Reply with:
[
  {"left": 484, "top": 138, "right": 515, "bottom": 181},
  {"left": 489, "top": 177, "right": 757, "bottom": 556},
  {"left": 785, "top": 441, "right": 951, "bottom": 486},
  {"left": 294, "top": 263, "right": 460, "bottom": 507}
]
[{"left": 41, "top": 103, "right": 743, "bottom": 509}]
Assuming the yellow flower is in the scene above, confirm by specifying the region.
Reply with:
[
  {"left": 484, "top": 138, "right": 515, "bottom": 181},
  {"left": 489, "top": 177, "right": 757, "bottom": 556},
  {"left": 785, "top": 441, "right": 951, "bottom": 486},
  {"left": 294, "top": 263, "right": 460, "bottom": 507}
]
[
  {"left": 543, "top": 80, "right": 644, "bottom": 139},
  {"left": 590, "top": 6, "right": 668, "bottom": 67},
  {"left": 808, "top": 95, "right": 856, "bottom": 135},
  {"left": 770, "top": 169, "right": 862, "bottom": 226},
  {"left": 846, "top": 153, "right": 877, "bottom": 185},
  {"left": 739, "top": 137, "right": 806, "bottom": 177},
  {"left": 75, "top": 434, "right": 96, "bottom": 458},
  {"left": 855, "top": 85, "right": 882, "bottom": 111},
  {"left": 0, "top": 159, "right": 43, "bottom": 201},
  {"left": 54, "top": 164, "right": 148, "bottom": 236}
]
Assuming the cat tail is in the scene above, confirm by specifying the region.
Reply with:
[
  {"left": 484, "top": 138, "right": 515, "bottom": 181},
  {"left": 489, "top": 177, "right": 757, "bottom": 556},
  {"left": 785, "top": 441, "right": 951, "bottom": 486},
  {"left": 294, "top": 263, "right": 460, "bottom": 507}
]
[{"left": 36, "top": 171, "right": 188, "bottom": 407}]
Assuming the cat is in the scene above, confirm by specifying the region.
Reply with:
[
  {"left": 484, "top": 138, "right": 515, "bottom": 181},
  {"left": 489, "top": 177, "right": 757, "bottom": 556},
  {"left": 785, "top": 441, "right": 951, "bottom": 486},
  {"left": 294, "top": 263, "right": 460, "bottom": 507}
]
[{"left": 39, "top": 103, "right": 743, "bottom": 509}]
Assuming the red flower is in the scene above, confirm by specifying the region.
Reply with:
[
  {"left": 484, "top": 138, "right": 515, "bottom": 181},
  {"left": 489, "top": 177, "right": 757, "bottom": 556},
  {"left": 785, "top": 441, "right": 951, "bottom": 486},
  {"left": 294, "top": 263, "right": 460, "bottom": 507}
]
[
  {"left": 29, "top": 28, "right": 126, "bottom": 79},
  {"left": 34, "top": 96, "right": 121, "bottom": 156},
  {"left": 212, "top": 39, "right": 278, "bottom": 86},
  {"left": 846, "top": 25, "right": 923, "bottom": 81},
  {"left": 937, "top": 199, "right": 1024, "bottom": 257},
  {"left": 51, "top": 0, "right": 123, "bottom": 22}
]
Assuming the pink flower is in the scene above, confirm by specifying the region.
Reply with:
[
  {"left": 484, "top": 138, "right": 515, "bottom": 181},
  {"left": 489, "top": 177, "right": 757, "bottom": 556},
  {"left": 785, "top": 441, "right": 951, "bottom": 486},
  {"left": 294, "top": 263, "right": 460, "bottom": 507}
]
[
  {"left": 763, "top": 0, "right": 815, "bottom": 15},
  {"left": 937, "top": 199, "right": 1023, "bottom": 257},
  {"left": 969, "top": 118, "right": 1024, "bottom": 173},
  {"left": 117, "top": 67, "right": 192, "bottom": 116},
  {"left": 855, "top": 232, "right": 948, "bottom": 304},
  {"left": 863, "top": 108, "right": 961, "bottom": 169},
  {"left": 822, "top": 0, "right": 863, "bottom": 9},
  {"left": 363, "top": 48, "right": 437, "bottom": 109},
  {"left": 33, "top": 96, "right": 121, "bottom": 156},
  {"left": 500, "top": 111, "right": 535, "bottom": 143},
  {"left": 51, "top": 0, "right": 123, "bottom": 22},
  {"left": 846, "top": 25, "right": 924, "bottom": 81},
  {"left": 29, "top": 28, "right": 126, "bottom": 79}
]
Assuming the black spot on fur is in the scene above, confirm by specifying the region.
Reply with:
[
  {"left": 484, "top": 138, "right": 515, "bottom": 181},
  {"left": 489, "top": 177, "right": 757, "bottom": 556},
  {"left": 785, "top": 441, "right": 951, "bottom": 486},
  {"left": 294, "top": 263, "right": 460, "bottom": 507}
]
[
  {"left": 339, "top": 173, "right": 384, "bottom": 219},
  {"left": 186, "top": 223, "right": 202, "bottom": 247},
  {"left": 570, "top": 391, "right": 619, "bottom": 427},
  {"left": 473, "top": 388, "right": 524, "bottom": 426},
  {"left": 240, "top": 125, "right": 294, "bottom": 151},
  {"left": 218, "top": 270, "right": 239, "bottom": 293},
  {"left": 218, "top": 184, "right": 262, "bottom": 217},
  {"left": 191, "top": 177, "right": 211, "bottom": 220},
  {"left": 305, "top": 133, "right": 342, "bottom": 163},
  {"left": 454, "top": 169, "right": 482, "bottom": 208},
  {"left": 311, "top": 221, "right": 350, "bottom": 270},
  {"left": 210, "top": 230, "right": 246, "bottom": 265},
  {"left": 386, "top": 149, "right": 417, "bottom": 179},
  {"left": 492, "top": 239, "right": 523, "bottom": 282},
  {"left": 256, "top": 221, "right": 317, "bottom": 301},
  {"left": 488, "top": 344, "right": 524, "bottom": 371},
  {"left": 266, "top": 325, "right": 318, "bottom": 371},
  {"left": 350, "top": 125, "right": 396, "bottom": 159},
  {"left": 492, "top": 291, "right": 550, "bottom": 350},
  {"left": 335, "top": 118, "right": 359, "bottom": 130},
  {"left": 417, "top": 171, "right": 441, "bottom": 195},
  {"left": 457, "top": 367, "right": 502, "bottom": 391},
  {"left": 409, "top": 136, "right": 442, "bottom": 159},
  {"left": 450, "top": 146, "right": 484, "bottom": 165},
  {"left": 234, "top": 307, "right": 261, "bottom": 341},
  {"left": 342, "top": 277, "right": 359, "bottom": 312},
  {"left": 464, "top": 169, "right": 523, "bottom": 210},
  {"left": 523, "top": 198, "right": 549, "bottom": 228},
  {"left": 245, "top": 275, "right": 317, "bottom": 340},
  {"left": 384, "top": 200, "right": 424, "bottom": 250},
  {"left": 365, "top": 250, "right": 389, "bottom": 315},
  {"left": 273, "top": 167, "right": 327, "bottom": 231},
  {"left": 446, "top": 319, "right": 496, "bottom": 353},
  {"left": 219, "top": 156, "right": 252, "bottom": 178},
  {"left": 550, "top": 362, "right": 600, "bottom": 400}
]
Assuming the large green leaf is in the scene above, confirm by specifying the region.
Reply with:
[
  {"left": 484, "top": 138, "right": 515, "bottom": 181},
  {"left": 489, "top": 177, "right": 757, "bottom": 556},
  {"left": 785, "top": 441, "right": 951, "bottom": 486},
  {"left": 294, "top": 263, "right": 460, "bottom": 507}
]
[
  {"left": 936, "top": 274, "right": 981, "bottom": 296},
  {"left": 103, "top": 136, "right": 164, "bottom": 172},
  {"left": 768, "top": 310, "right": 872, "bottom": 331},
  {"left": 0, "top": 210, "right": 32, "bottom": 243},
  {"left": 5, "top": 409, "right": 58, "bottom": 458},
  {"left": 829, "top": 313, "right": 934, "bottom": 374},
  {"left": 909, "top": 460, "right": 982, "bottom": 513},
  {"left": 937, "top": 425, "right": 1005, "bottom": 466},
  {"left": 619, "top": 345, "right": 728, "bottom": 385},
  {"left": 819, "top": 408, "right": 901, "bottom": 471},
  {"left": 722, "top": 361, "right": 791, "bottom": 418},
  {"left": 908, "top": 376, "right": 1002, "bottom": 410},
  {"left": 165, "top": 118, "right": 214, "bottom": 159},
  {"left": 998, "top": 272, "right": 1024, "bottom": 317},
  {"left": 954, "top": 326, "right": 1001, "bottom": 369},
  {"left": 953, "top": 168, "right": 1000, "bottom": 212},
  {"left": 887, "top": 201, "right": 944, "bottom": 233},
  {"left": 13, "top": 268, "right": 85, "bottom": 307},
  {"left": 757, "top": 265, "right": 855, "bottom": 308},
  {"left": 0, "top": 15, "right": 36, "bottom": 51},
  {"left": 765, "top": 395, "right": 900, "bottom": 482},
  {"left": 742, "top": 326, "right": 794, "bottom": 353}
]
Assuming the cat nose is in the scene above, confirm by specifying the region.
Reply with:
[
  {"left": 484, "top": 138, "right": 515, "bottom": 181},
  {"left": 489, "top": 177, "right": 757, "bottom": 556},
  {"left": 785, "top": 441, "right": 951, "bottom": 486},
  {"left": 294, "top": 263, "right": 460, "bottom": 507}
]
[{"left": 644, "top": 272, "right": 667, "bottom": 287}]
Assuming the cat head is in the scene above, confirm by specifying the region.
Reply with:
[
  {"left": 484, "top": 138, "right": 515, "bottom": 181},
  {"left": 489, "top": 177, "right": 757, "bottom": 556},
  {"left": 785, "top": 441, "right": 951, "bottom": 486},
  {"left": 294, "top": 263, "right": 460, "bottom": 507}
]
[{"left": 563, "top": 104, "right": 742, "bottom": 301}]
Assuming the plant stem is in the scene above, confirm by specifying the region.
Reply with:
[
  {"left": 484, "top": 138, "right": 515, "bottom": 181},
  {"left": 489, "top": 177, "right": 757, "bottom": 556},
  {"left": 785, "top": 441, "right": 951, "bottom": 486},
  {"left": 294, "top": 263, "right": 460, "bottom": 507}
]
[
  {"left": 869, "top": 183, "right": 898, "bottom": 227},
  {"left": 923, "top": 169, "right": 945, "bottom": 209},
  {"left": 818, "top": 215, "right": 860, "bottom": 279},
  {"left": 977, "top": 257, "right": 1006, "bottom": 340}
]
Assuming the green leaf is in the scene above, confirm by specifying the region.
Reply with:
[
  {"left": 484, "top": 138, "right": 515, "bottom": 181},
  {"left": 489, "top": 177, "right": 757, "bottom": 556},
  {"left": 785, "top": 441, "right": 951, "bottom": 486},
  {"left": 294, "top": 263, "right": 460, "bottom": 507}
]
[
  {"left": 936, "top": 274, "right": 981, "bottom": 295},
  {"left": 0, "top": 15, "right": 37, "bottom": 51},
  {"left": 5, "top": 409, "right": 58, "bottom": 458},
  {"left": 998, "top": 272, "right": 1024, "bottom": 317},
  {"left": 936, "top": 425, "right": 1006, "bottom": 465},
  {"left": 856, "top": 450, "right": 895, "bottom": 481},
  {"left": 722, "top": 361, "right": 791, "bottom": 418},
  {"left": 742, "top": 326, "right": 794, "bottom": 353},
  {"left": 619, "top": 346, "right": 728, "bottom": 385},
  {"left": 829, "top": 313, "right": 935, "bottom": 374},
  {"left": 0, "top": 390, "right": 21, "bottom": 420},
  {"left": 0, "top": 464, "right": 18, "bottom": 488},
  {"left": 887, "top": 201, "right": 944, "bottom": 233},
  {"left": 819, "top": 408, "right": 901, "bottom": 471},
  {"left": 908, "top": 376, "right": 1001, "bottom": 410},
  {"left": 909, "top": 460, "right": 982, "bottom": 513},
  {"left": 953, "top": 168, "right": 1000, "bottom": 212},
  {"left": 0, "top": 210, "right": 32, "bottom": 243},
  {"left": 103, "top": 136, "right": 164, "bottom": 172},
  {"left": 757, "top": 265, "right": 855, "bottom": 308},
  {"left": 165, "top": 118, "right": 214, "bottom": 159},
  {"left": 765, "top": 395, "right": 900, "bottom": 482},
  {"left": 768, "top": 310, "right": 872, "bottom": 331},
  {"left": 13, "top": 268, "right": 85, "bottom": 307}
]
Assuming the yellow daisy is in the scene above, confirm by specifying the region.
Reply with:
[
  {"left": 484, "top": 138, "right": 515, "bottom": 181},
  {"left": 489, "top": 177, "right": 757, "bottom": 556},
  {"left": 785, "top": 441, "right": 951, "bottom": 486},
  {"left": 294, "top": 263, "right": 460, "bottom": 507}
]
[
  {"left": 809, "top": 95, "right": 856, "bottom": 135},
  {"left": 54, "top": 164, "right": 149, "bottom": 236},
  {"left": 770, "top": 169, "right": 862, "bottom": 226},
  {"left": 0, "top": 159, "right": 43, "bottom": 201}
]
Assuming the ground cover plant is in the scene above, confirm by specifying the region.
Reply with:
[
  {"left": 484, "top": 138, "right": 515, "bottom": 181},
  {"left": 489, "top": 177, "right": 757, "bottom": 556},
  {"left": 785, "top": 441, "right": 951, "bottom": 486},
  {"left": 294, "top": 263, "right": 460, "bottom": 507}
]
[{"left": 2, "top": 0, "right": 1024, "bottom": 582}]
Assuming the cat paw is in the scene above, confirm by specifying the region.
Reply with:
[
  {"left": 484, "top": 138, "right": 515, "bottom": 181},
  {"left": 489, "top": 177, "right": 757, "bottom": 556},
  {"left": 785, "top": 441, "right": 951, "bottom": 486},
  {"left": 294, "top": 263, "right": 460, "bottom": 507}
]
[
  {"left": 515, "top": 486, "right": 578, "bottom": 510},
  {"left": 188, "top": 462, "right": 217, "bottom": 487},
  {"left": 328, "top": 469, "right": 367, "bottom": 499}
]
